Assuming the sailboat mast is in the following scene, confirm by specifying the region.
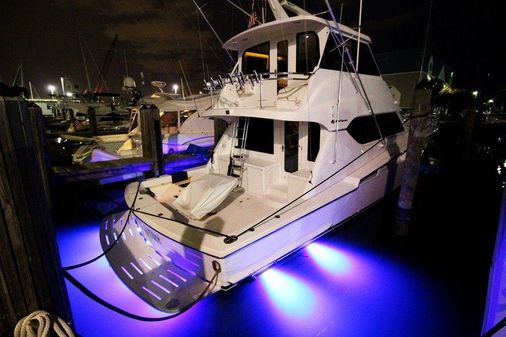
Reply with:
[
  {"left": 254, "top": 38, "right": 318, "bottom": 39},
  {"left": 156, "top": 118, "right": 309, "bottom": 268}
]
[
  {"left": 124, "top": 50, "right": 129, "bottom": 77},
  {"left": 78, "top": 34, "right": 92, "bottom": 91},
  {"left": 29, "top": 81, "right": 34, "bottom": 99},
  {"left": 20, "top": 61, "right": 24, "bottom": 87}
]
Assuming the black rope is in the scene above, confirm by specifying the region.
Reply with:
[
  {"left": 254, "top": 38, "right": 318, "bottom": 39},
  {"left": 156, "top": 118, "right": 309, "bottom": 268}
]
[
  {"left": 235, "top": 139, "right": 386, "bottom": 238},
  {"left": 482, "top": 318, "right": 506, "bottom": 337},
  {"left": 63, "top": 181, "right": 141, "bottom": 270},
  {"left": 132, "top": 209, "right": 231, "bottom": 239},
  {"left": 62, "top": 262, "right": 221, "bottom": 322}
]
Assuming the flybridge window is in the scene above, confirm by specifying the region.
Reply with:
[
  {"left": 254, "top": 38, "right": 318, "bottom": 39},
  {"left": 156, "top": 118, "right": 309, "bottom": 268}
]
[
  {"left": 296, "top": 32, "right": 320, "bottom": 74},
  {"left": 347, "top": 112, "right": 404, "bottom": 144},
  {"left": 320, "top": 36, "right": 380, "bottom": 76},
  {"left": 242, "top": 42, "right": 270, "bottom": 75}
]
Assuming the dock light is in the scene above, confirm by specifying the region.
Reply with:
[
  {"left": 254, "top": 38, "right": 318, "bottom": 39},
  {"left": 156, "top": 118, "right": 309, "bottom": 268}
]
[
  {"left": 173, "top": 84, "right": 179, "bottom": 94},
  {"left": 488, "top": 99, "right": 494, "bottom": 104},
  {"left": 472, "top": 91, "right": 479, "bottom": 98},
  {"left": 48, "top": 84, "right": 56, "bottom": 95},
  {"left": 66, "top": 92, "right": 73, "bottom": 98}
]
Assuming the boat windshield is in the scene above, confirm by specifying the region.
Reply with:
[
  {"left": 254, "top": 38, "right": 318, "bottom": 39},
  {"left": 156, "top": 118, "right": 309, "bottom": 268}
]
[{"left": 320, "top": 36, "right": 380, "bottom": 76}]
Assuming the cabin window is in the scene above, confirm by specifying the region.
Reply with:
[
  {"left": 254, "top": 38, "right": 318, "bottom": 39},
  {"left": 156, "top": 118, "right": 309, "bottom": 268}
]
[
  {"left": 240, "top": 117, "right": 274, "bottom": 154},
  {"left": 347, "top": 112, "right": 404, "bottom": 144},
  {"left": 320, "top": 36, "right": 380, "bottom": 76},
  {"left": 296, "top": 32, "right": 320, "bottom": 74},
  {"left": 348, "top": 41, "right": 380, "bottom": 76},
  {"left": 320, "top": 36, "right": 344, "bottom": 71},
  {"left": 307, "top": 122, "right": 320, "bottom": 162},
  {"left": 242, "top": 42, "right": 270, "bottom": 75}
]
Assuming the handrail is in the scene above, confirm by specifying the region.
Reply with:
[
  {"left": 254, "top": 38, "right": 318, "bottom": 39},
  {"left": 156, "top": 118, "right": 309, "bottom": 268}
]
[{"left": 205, "top": 71, "right": 311, "bottom": 92}]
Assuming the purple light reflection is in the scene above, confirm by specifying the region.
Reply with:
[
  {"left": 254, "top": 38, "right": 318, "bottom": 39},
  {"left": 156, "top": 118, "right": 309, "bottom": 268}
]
[
  {"left": 306, "top": 242, "right": 352, "bottom": 276},
  {"left": 259, "top": 268, "right": 317, "bottom": 319}
]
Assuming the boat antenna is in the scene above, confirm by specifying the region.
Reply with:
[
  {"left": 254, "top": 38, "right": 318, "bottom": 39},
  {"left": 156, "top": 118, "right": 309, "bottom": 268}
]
[
  {"left": 323, "top": 0, "right": 385, "bottom": 142},
  {"left": 225, "top": 1, "right": 262, "bottom": 27},
  {"left": 192, "top": 0, "right": 235, "bottom": 65},
  {"left": 356, "top": 0, "right": 363, "bottom": 70},
  {"left": 196, "top": 10, "right": 206, "bottom": 83},
  {"left": 179, "top": 59, "right": 193, "bottom": 97},
  {"left": 339, "top": 3, "right": 344, "bottom": 22},
  {"left": 419, "top": 0, "right": 433, "bottom": 82}
]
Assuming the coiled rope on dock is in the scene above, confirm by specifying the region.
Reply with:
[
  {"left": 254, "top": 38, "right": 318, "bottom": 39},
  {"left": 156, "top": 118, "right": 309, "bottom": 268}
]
[{"left": 14, "top": 310, "right": 75, "bottom": 337}]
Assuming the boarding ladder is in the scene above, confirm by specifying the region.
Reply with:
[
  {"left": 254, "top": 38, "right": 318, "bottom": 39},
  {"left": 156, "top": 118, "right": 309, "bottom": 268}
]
[{"left": 227, "top": 117, "right": 250, "bottom": 188}]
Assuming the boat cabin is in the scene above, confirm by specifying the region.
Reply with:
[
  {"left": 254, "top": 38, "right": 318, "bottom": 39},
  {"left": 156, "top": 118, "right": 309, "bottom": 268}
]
[{"left": 203, "top": 15, "right": 403, "bottom": 206}]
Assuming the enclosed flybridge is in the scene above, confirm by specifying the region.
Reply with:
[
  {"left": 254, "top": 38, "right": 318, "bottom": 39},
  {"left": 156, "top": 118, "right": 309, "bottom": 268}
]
[{"left": 100, "top": 0, "right": 408, "bottom": 316}]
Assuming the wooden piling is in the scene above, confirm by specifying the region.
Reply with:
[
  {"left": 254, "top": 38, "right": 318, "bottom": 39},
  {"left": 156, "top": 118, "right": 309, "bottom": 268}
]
[
  {"left": 140, "top": 104, "right": 163, "bottom": 177},
  {"left": 88, "top": 106, "right": 97, "bottom": 135},
  {"left": 0, "top": 96, "right": 73, "bottom": 335},
  {"left": 394, "top": 82, "right": 433, "bottom": 236},
  {"left": 462, "top": 106, "right": 477, "bottom": 161}
]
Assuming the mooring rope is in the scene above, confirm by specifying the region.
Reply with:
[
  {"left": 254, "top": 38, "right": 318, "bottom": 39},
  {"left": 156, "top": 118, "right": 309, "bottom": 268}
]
[{"left": 14, "top": 311, "right": 75, "bottom": 337}]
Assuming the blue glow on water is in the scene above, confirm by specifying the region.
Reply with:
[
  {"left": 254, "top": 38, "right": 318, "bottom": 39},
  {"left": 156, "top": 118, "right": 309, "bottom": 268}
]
[
  {"left": 259, "top": 268, "right": 316, "bottom": 319},
  {"left": 56, "top": 221, "right": 446, "bottom": 337},
  {"left": 306, "top": 242, "right": 352, "bottom": 276}
]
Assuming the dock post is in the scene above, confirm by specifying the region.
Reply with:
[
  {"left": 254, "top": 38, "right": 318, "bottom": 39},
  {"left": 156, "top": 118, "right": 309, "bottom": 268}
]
[
  {"left": 140, "top": 104, "right": 163, "bottom": 177},
  {"left": 462, "top": 106, "right": 477, "bottom": 161},
  {"left": 0, "top": 95, "right": 73, "bottom": 335},
  {"left": 394, "top": 80, "right": 433, "bottom": 236},
  {"left": 88, "top": 106, "right": 97, "bottom": 135}
]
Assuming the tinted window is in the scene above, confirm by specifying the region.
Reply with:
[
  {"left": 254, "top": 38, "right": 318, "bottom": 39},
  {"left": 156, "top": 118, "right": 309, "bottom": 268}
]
[
  {"left": 277, "top": 40, "right": 288, "bottom": 73},
  {"left": 240, "top": 117, "right": 274, "bottom": 154},
  {"left": 296, "top": 32, "right": 320, "bottom": 74},
  {"left": 347, "top": 112, "right": 404, "bottom": 144},
  {"left": 320, "top": 36, "right": 344, "bottom": 71},
  {"left": 242, "top": 42, "right": 270, "bottom": 74},
  {"left": 320, "top": 36, "right": 380, "bottom": 76},
  {"left": 307, "top": 122, "right": 320, "bottom": 162},
  {"left": 348, "top": 40, "right": 380, "bottom": 76}
]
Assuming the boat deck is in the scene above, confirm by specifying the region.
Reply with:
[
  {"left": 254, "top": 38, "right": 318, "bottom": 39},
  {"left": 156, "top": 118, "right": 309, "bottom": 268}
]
[{"left": 156, "top": 185, "right": 278, "bottom": 236}]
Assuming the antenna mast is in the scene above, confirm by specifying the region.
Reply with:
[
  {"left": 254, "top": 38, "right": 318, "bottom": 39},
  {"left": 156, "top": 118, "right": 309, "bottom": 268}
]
[{"left": 356, "top": 0, "right": 363, "bottom": 70}]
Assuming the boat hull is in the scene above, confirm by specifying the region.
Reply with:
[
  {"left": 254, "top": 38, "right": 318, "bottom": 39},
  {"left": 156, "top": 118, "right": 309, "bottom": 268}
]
[{"left": 100, "top": 154, "right": 405, "bottom": 313}]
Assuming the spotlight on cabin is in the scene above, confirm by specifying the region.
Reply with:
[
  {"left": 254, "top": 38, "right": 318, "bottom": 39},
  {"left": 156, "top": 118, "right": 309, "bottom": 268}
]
[{"left": 173, "top": 84, "right": 179, "bottom": 95}]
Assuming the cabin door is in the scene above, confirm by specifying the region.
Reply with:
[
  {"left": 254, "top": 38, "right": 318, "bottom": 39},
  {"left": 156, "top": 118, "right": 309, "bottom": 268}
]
[{"left": 284, "top": 121, "right": 299, "bottom": 173}]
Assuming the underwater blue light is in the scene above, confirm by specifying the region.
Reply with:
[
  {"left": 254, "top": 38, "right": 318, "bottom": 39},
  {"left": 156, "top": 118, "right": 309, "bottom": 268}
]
[
  {"left": 259, "top": 268, "right": 315, "bottom": 318},
  {"left": 306, "top": 242, "right": 352, "bottom": 275}
]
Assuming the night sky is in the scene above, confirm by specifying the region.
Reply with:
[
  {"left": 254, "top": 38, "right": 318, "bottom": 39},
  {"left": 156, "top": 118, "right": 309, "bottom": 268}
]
[{"left": 0, "top": 0, "right": 504, "bottom": 97}]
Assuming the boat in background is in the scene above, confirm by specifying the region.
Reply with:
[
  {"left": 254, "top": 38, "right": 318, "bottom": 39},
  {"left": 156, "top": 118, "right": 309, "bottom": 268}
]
[
  {"left": 72, "top": 102, "right": 214, "bottom": 164},
  {"left": 100, "top": 0, "right": 408, "bottom": 316}
]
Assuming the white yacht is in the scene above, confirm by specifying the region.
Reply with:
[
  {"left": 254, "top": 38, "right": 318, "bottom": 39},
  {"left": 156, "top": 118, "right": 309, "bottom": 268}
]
[{"left": 100, "top": 0, "right": 408, "bottom": 316}]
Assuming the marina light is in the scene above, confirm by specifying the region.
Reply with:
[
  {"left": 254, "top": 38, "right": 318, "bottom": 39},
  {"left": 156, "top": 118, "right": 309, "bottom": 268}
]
[
  {"left": 472, "top": 91, "right": 479, "bottom": 98},
  {"left": 47, "top": 84, "right": 56, "bottom": 95},
  {"left": 172, "top": 84, "right": 179, "bottom": 94},
  {"left": 488, "top": 99, "right": 494, "bottom": 104},
  {"left": 66, "top": 92, "right": 73, "bottom": 98}
]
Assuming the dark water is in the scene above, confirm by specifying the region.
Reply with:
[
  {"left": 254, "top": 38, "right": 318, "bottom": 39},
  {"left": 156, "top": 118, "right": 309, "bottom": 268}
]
[{"left": 52, "top": 119, "right": 504, "bottom": 337}]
